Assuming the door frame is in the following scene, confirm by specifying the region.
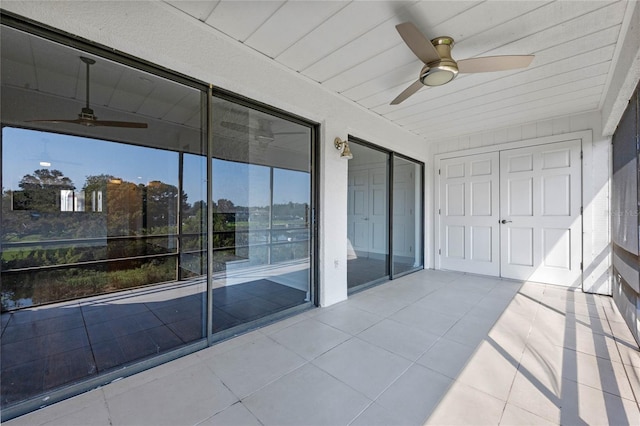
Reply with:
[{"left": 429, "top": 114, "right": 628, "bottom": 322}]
[{"left": 433, "top": 130, "right": 594, "bottom": 291}]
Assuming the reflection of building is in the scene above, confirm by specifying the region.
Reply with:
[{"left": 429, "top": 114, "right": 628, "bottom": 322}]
[
  {"left": 93, "top": 191, "right": 103, "bottom": 212},
  {"left": 60, "top": 190, "right": 85, "bottom": 212},
  {"left": 1, "top": 2, "right": 640, "bottom": 423}
]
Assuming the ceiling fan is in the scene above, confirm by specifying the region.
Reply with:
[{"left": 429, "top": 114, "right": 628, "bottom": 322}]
[
  {"left": 391, "top": 22, "right": 534, "bottom": 105},
  {"left": 28, "top": 56, "right": 148, "bottom": 128},
  {"left": 220, "top": 118, "right": 306, "bottom": 143}
]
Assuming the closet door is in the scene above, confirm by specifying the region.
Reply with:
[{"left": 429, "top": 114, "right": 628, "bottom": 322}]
[
  {"left": 439, "top": 152, "right": 500, "bottom": 276},
  {"left": 499, "top": 140, "right": 582, "bottom": 286}
]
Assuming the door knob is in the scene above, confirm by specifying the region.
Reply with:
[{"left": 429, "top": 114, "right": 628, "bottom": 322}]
[{"left": 501, "top": 219, "right": 512, "bottom": 224}]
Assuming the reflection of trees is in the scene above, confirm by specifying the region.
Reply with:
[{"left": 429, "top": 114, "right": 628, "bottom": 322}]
[
  {"left": 13, "top": 168, "right": 74, "bottom": 212},
  {"left": 1, "top": 165, "right": 310, "bottom": 311},
  {"left": 1, "top": 168, "right": 190, "bottom": 310}
]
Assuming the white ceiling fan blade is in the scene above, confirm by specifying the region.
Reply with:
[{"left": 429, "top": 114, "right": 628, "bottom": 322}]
[
  {"left": 390, "top": 80, "right": 424, "bottom": 105},
  {"left": 395, "top": 22, "right": 440, "bottom": 64},
  {"left": 457, "top": 55, "right": 534, "bottom": 73}
]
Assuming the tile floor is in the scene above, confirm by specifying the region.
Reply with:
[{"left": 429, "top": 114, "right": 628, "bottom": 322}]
[{"left": 5, "top": 270, "right": 640, "bottom": 425}]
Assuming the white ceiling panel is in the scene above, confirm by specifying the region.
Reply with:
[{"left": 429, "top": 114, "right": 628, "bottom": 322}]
[
  {"left": 244, "top": 1, "right": 346, "bottom": 58},
  {"left": 373, "top": 38, "right": 617, "bottom": 118},
  {"left": 322, "top": 43, "right": 418, "bottom": 93},
  {"left": 275, "top": 1, "right": 410, "bottom": 71},
  {"left": 13, "top": 0, "right": 636, "bottom": 143},
  {"left": 204, "top": 0, "right": 284, "bottom": 42},
  {"left": 166, "top": 1, "right": 219, "bottom": 21},
  {"left": 303, "top": 22, "right": 408, "bottom": 83}
]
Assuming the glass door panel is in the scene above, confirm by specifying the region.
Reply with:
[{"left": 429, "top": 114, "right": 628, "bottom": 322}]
[
  {"left": 211, "top": 98, "right": 312, "bottom": 335},
  {"left": 392, "top": 156, "right": 424, "bottom": 275},
  {"left": 1, "top": 25, "right": 207, "bottom": 409},
  {"left": 346, "top": 141, "right": 390, "bottom": 290}
]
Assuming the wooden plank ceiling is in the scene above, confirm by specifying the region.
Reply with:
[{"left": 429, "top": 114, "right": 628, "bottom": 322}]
[{"left": 165, "top": 0, "right": 633, "bottom": 141}]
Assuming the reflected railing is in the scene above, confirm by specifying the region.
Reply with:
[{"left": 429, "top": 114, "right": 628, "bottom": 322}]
[{"left": 1, "top": 227, "right": 310, "bottom": 311}]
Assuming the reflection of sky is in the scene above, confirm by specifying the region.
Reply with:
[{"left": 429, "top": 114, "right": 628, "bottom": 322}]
[
  {"left": 2, "top": 127, "right": 178, "bottom": 192},
  {"left": 213, "top": 159, "right": 310, "bottom": 207},
  {"left": 2, "top": 127, "right": 309, "bottom": 207}
]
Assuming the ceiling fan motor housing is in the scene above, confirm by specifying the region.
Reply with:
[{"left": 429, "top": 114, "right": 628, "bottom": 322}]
[{"left": 420, "top": 36, "right": 459, "bottom": 86}]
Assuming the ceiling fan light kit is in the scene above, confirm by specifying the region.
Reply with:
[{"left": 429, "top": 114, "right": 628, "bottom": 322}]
[
  {"left": 420, "top": 37, "right": 458, "bottom": 86},
  {"left": 391, "top": 22, "right": 534, "bottom": 104}
]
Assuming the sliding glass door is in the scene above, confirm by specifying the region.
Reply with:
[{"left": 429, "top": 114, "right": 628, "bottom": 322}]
[
  {"left": 210, "top": 97, "right": 313, "bottom": 336},
  {"left": 346, "top": 139, "right": 423, "bottom": 291},
  {"left": 1, "top": 24, "right": 208, "bottom": 410},
  {"left": 0, "top": 21, "right": 316, "bottom": 416},
  {"left": 346, "top": 142, "right": 390, "bottom": 289},
  {"left": 392, "top": 155, "right": 424, "bottom": 276}
]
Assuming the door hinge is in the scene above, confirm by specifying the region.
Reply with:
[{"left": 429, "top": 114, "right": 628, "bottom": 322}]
[
  {"left": 438, "top": 208, "right": 441, "bottom": 215},
  {"left": 580, "top": 206, "right": 583, "bottom": 215},
  {"left": 438, "top": 169, "right": 441, "bottom": 175},
  {"left": 580, "top": 151, "right": 583, "bottom": 159},
  {"left": 580, "top": 262, "right": 583, "bottom": 271},
  {"left": 438, "top": 249, "right": 441, "bottom": 255}
]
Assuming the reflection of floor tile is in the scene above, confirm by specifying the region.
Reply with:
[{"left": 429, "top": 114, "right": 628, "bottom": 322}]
[
  {"left": 118, "top": 330, "right": 161, "bottom": 362},
  {"left": 221, "top": 297, "right": 282, "bottom": 322},
  {"left": 1, "top": 313, "right": 12, "bottom": 334},
  {"left": 92, "top": 338, "right": 127, "bottom": 372},
  {"left": 1, "top": 358, "right": 46, "bottom": 406},
  {"left": 212, "top": 286, "right": 254, "bottom": 308},
  {"left": 212, "top": 308, "right": 243, "bottom": 333},
  {"left": 81, "top": 303, "right": 149, "bottom": 325},
  {"left": 1, "top": 310, "right": 85, "bottom": 345},
  {"left": 43, "top": 346, "right": 96, "bottom": 390},
  {"left": 166, "top": 316, "right": 205, "bottom": 343},
  {"left": 149, "top": 300, "right": 202, "bottom": 324},
  {"left": 10, "top": 305, "right": 82, "bottom": 325}
]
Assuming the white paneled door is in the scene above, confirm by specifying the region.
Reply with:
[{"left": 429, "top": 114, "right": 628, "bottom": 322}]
[
  {"left": 439, "top": 140, "right": 582, "bottom": 286},
  {"left": 347, "top": 169, "right": 370, "bottom": 257},
  {"left": 499, "top": 141, "right": 582, "bottom": 285},
  {"left": 439, "top": 152, "right": 500, "bottom": 275},
  {"left": 347, "top": 167, "right": 388, "bottom": 259}
]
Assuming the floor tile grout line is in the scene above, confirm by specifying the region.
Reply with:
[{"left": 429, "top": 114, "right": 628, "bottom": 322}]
[{"left": 498, "top": 286, "right": 543, "bottom": 425}]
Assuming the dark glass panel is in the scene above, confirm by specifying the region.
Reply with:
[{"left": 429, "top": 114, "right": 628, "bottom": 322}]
[
  {"left": 1, "top": 25, "right": 206, "bottom": 409},
  {"left": 392, "top": 156, "right": 424, "bottom": 275},
  {"left": 346, "top": 142, "right": 390, "bottom": 290},
  {"left": 211, "top": 98, "right": 312, "bottom": 334}
]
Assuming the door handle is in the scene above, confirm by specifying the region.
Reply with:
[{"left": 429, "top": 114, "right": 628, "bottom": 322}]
[{"left": 500, "top": 219, "right": 512, "bottom": 224}]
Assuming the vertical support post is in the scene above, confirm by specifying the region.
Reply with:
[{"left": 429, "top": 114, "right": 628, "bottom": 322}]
[
  {"left": 268, "top": 167, "right": 274, "bottom": 265},
  {"left": 206, "top": 85, "right": 214, "bottom": 344},
  {"left": 388, "top": 152, "right": 394, "bottom": 279},
  {"left": 177, "top": 151, "right": 184, "bottom": 281}
]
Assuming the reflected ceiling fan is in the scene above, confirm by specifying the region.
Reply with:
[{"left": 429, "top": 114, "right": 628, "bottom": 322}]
[
  {"left": 391, "top": 22, "right": 534, "bottom": 105},
  {"left": 220, "top": 118, "right": 306, "bottom": 143},
  {"left": 28, "top": 57, "right": 148, "bottom": 128}
]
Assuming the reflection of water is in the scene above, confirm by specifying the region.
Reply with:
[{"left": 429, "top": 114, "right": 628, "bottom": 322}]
[{"left": 1, "top": 295, "right": 33, "bottom": 310}]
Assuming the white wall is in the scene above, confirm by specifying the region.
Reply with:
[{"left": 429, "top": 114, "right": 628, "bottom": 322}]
[
  {"left": 1, "top": 1, "right": 426, "bottom": 307},
  {"left": 427, "top": 111, "right": 611, "bottom": 295}
]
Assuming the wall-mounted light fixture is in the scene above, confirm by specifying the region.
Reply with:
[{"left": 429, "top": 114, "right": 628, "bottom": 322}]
[{"left": 334, "top": 137, "right": 353, "bottom": 160}]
